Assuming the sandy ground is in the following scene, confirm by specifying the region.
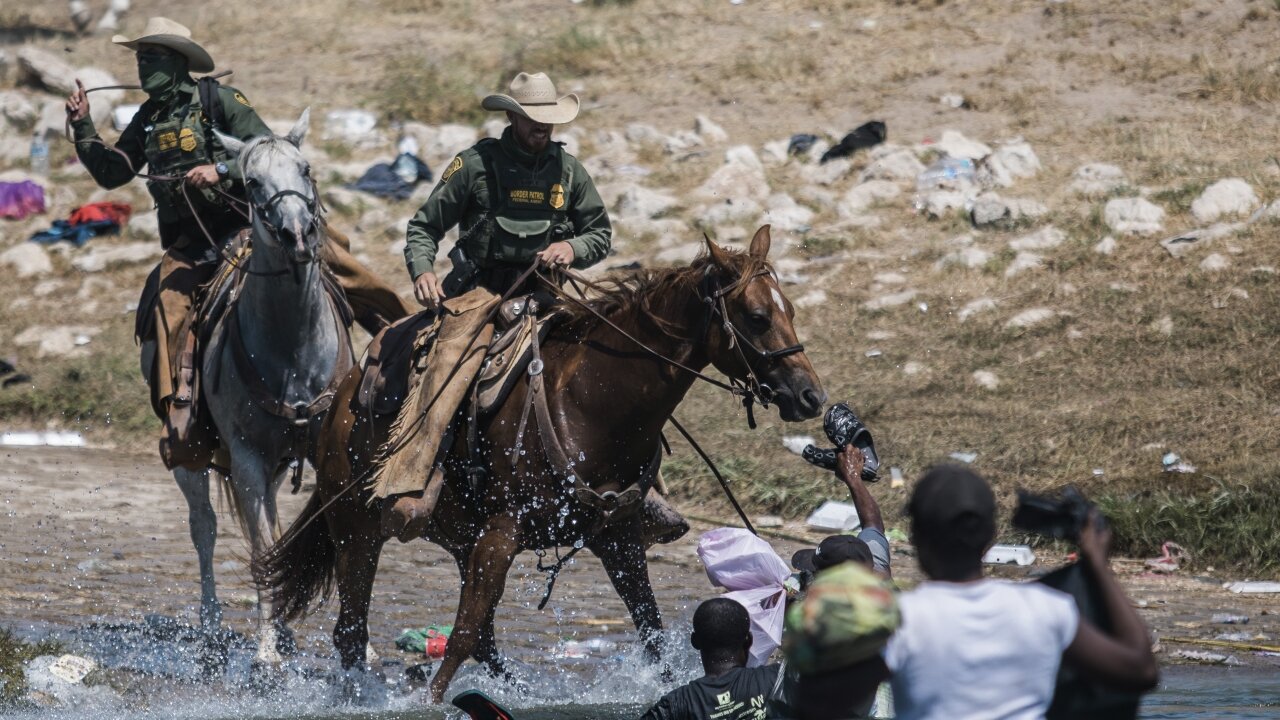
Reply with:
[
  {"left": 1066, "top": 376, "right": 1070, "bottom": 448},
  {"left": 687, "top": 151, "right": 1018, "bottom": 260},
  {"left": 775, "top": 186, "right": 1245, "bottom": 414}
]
[{"left": 2, "top": 445, "right": 1277, "bottom": 678}]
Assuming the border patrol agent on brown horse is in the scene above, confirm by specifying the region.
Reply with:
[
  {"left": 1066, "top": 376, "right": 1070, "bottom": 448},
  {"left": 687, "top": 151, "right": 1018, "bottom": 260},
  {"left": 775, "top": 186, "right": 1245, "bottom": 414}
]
[
  {"left": 65, "top": 17, "right": 412, "bottom": 468},
  {"left": 378, "top": 71, "right": 613, "bottom": 537}
]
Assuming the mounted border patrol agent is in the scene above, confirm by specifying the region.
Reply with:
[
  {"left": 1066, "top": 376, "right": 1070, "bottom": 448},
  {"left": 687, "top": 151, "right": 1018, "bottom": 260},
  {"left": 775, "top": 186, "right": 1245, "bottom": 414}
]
[
  {"left": 378, "top": 71, "right": 613, "bottom": 537},
  {"left": 66, "top": 16, "right": 413, "bottom": 469}
]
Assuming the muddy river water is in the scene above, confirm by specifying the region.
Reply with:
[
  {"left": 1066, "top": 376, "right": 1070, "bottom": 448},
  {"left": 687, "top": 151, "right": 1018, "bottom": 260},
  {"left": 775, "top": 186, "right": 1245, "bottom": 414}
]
[{"left": 2, "top": 447, "right": 1277, "bottom": 718}]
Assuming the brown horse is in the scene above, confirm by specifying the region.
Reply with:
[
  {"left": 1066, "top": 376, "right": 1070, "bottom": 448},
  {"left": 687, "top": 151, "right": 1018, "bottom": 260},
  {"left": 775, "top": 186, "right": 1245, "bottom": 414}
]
[{"left": 255, "top": 226, "right": 825, "bottom": 701}]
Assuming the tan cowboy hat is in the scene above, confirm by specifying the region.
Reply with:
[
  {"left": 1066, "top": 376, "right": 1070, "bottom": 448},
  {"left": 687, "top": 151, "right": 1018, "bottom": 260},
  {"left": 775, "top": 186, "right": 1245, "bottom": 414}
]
[
  {"left": 481, "top": 72, "right": 579, "bottom": 125},
  {"left": 112, "top": 17, "right": 214, "bottom": 73}
]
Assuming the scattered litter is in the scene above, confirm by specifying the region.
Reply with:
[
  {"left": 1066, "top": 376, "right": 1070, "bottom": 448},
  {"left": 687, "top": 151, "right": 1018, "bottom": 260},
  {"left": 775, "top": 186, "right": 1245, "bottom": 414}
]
[
  {"left": 0, "top": 180, "right": 46, "bottom": 220},
  {"left": 1144, "top": 541, "right": 1189, "bottom": 574},
  {"left": 1212, "top": 614, "right": 1250, "bottom": 625},
  {"left": 787, "top": 134, "right": 818, "bottom": 157},
  {"left": 916, "top": 157, "right": 976, "bottom": 192},
  {"left": 864, "top": 349, "right": 882, "bottom": 358},
  {"left": 395, "top": 625, "right": 452, "bottom": 659},
  {"left": 805, "top": 500, "right": 862, "bottom": 532},
  {"left": 983, "top": 544, "right": 1036, "bottom": 566},
  {"left": 1, "top": 431, "right": 85, "bottom": 447},
  {"left": 755, "top": 515, "right": 784, "bottom": 529},
  {"left": 1161, "top": 452, "right": 1197, "bottom": 474},
  {"left": 1092, "top": 468, "right": 1105, "bottom": 476},
  {"left": 1173, "top": 649, "right": 1236, "bottom": 665},
  {"left": 820, "top": 121, "right": 887, "bottom": 164},
  {"left": 30, "top": 202, "right": 132, "bottom": 246},
  {"left": 350, "top": 153, "right": 433, "bottom": 200},
  {"left": 781, "top": 435, "right": 816, "bottom": 456},
  {"left": 939, "top": 93, "right": 966, "bottom": 109},
  {"left": 948, "top": 451, "right": 977, "bottom": 464},
  {"left": 917, "top": 302, "right": 928, "bottom": 313},
  {"left": 112, "top": 104, "right": 140, "bottom": 131},
  {"left": 1226, "top": 581, "right": 1280, "bottom": 594},
  {"left": 889, "top": 466, "right": 904, "bottom": 489}
]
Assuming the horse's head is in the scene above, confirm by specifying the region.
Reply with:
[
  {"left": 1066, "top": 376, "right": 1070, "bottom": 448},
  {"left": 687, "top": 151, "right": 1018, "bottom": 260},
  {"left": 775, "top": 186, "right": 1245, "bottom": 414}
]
[
  {"left": 698, "top": 226, "right": 826, "bottom": 421},
  {"left": 214, "top": 109, "right": 322, "bottom": 265}
]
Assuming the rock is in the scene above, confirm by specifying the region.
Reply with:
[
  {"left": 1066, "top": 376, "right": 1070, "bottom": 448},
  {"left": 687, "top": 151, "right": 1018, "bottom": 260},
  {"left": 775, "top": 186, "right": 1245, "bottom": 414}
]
[
  {"left": 1004, "top": 252, "right": 1044, "bottom": 278},
  {"left": 615, "top": 185, "right": 679, "bottom": 220},
  {"left": 992, "top": 140, "right": 1040, "bottom": 179},
  {"left": 1199, "top": 253, "right": 1230, "bottom": 271},
  {"left": 625, "top": 122, "right": 668, "bottom": 146},
  {"left": 695, "top": 115, "right": 729, "bottom": 144},
  {"left": 23, "top": 654, "right": 119, "bottom": 708},
  {"left": 74, "top": 67, "right": 123, "bottom": 125},
  {"left": 863, "top": 289, "right": 918, "bottom": 311},
  {"left": 16, "top": 47, "right": 76, "bottom": 94},
  {"left": 128, "top": 212, "right": 159, "bottom": 241},
  {"left": 0, "top": 90, "right": 38, "bottom": 128},
  {"left": 761, "top": 138, "right": 790, "bottom": 164},
  {"left": 873, "top": 271, "right": 907, "bottom": 286},
  {"left": 323, "top": 186, "right": 375, "bottom": 214},
  {"left": 655, "top": 243, "right": 701, "bottom": 265},
  {"left": 971, "top": 193, "right": 1049, "bottom": 227},
  {"left": 800, "top": 158, "right": 853, "bottom": 186},
  {"left": 939, "top": 93, "right": 966, "bottom": 109},
  {"left": 972, "top": 370, "right": 1000, "bottom": 390},
  {"left": 1009, "top": 226, "right": 1066, "bottom": 251},
  {"left": 839, "top": 180, "right": 900, "bottom": 217},
  {"left": 1005, "top": 307, "right": 1056, "bottom": 330},
  {"left": 323, "top": 109, "right": 380, "bottom": 146},
  {"left": 917, "top": 190, "right": 968, "bottom": 218},
  {"left": 901, "top": 361, "right": 929, "bottom": 376},
  {"left": 0, "top": 242, "right": 52, "bottom": 278},
  {"left": 958, "top": 297, "right": 997, "bottom": 321},
  {"left": 72, "top": 242, "right": 163, "bottom": 273},
  {"left": 760, "top": 194, "right": 813, "bottom": 232},
  {"left": 1094, "top": 236, "right": 1117, "bottom": 255},
  {"left": 13, "top": 325, "right": 101, "bottom": 357},
  {"left": 1070, "top": 163, "right": 1127, "bottom": 196},
  {"left": 1156, "top": 221, "right": 1246, "bottom": 258},
  {"left": 696, "top": 145, "right": 769, "bottom": 202},
  {"left": 793, "top": 289, "right": 827, "bottom": 308},
  {"left": 431, "top": 123, "right": 480, "bottom": 162},
  {"left": 860, "top": 148, "right": 925, "bottom": 183},
  {"left": 482, "top": 118, "right": 506, "bottom": 139},
  {"left": 696, "top": 198, "right": 763, "bottom": 226},
  {"left": 1104, "top": 197, "right": 1164, "bottom": 235},
  {"left": 933, "top": 129, "right": 992, "bottom": 160},
  {"left": 936, "top": 246, "right": 992, "bottom": 270},
  {"left": 1190, "top": 178, "right": 1259, "bottom": 223}
]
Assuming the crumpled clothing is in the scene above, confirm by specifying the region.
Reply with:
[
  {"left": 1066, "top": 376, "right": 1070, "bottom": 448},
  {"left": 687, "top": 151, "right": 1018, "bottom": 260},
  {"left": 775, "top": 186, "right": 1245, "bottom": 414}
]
[
  {"left": 30, "top": 202, "right": 133, "bottom": 246},
  {"left": 351, "top": 152, "right": 433, "bottom": 200},
  {"left": 698, "top": 527, "right": 792, "bottom": 666},
  {"left": 0, "top": 181, "right": 46, "bottom": 220}
]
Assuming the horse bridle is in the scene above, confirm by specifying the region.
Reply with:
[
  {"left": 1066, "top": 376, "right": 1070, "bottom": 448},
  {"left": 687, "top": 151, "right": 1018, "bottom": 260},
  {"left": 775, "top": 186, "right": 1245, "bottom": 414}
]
[
  {"left": 241, "top": 143, "right": 326, "bottom": 274},
  {"left": 698, "top": 266, "right": 805, "bottom": 418}
]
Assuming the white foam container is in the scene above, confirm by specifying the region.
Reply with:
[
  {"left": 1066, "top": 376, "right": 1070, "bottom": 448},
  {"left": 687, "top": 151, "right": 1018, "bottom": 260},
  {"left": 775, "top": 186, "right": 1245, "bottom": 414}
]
[
  {"left": 805, "top": 500, "right": 861, "bottom": 532},
  {"left": 983, "top": 544, "right": 1036, "bottom": 566}
]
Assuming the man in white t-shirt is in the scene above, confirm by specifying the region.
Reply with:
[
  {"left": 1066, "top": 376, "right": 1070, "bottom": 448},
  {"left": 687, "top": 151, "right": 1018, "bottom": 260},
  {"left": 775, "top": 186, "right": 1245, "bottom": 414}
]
[{"left": 883, "top": 465, "right": 1158, "bottom": 720}]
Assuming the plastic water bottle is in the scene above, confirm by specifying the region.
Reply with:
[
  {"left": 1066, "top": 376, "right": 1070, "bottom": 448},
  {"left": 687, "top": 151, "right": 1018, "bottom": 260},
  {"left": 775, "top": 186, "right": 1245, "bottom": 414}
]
[
  {"left": 915, "top": 157, "right": 975, "bottom": 191},
  {"left": 29, "top": 132, "right": 49, "bottom": 176}
]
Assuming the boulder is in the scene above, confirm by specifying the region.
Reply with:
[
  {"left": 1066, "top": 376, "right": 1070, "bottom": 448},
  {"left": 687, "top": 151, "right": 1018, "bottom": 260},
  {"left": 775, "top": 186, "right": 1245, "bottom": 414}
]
[
  {"left": 1104, "top": 197, "right": 1164, "bottom": 235},
  {"left": 128, "top": 211, "right": 160, "bottom": 241},
  {"left": 72, "top": 242, "right": 163, "bottom": 273},
  {"left": 917, "top": 190, "right": 969, "bottom": 218},
  {"left": 933, "top": 129, "right": 991, "bottom": 160},
  {"left": 625, "top": 122, "right": 669, "bottom": 146},
  {"left": 1004, "top": 252, "right": 1044, "bottom": 278},
  {"left": 1005, "top": 307, "right": 1056, "bottom": 330},
  {"left": 760, "top": 194, "right": 813, "bottom": 232},
  {"left": 23, "top": 654, "right": 119, "bottom": 709},
  {"left": 1190, "top": 178, "right": 1259, "bottom": 223},
  {"left": 1008, "top": 226, "right": 1066, "bottom": 251},
  {"left": 695, "top": 145, "right": 769, "bottom": 202},
  {"left": 971, "top": 193, "right": 1048, "bottom": 228},
  {"left": 695, "top": 197, "right": 763, "bottom": 226},
  {"left": 1070, "top": 163, "right": 1127, "bottom": 196},
  {"left": 793, "top": 289, "right": 827, "bottom": 308},
  {"left": 323, "top": 109, "right": 380, "bottom": 146},
  {"left": 972, "top": 370, "right": 1000, "bottom": 391},
  {"left": 936, "top": 246, "right": 992, "bottom": 270},
  {"left": 958, "top": 297, "right": 997, "bottom": 322},
  {"left": 992, "top": 140, "right": 1040, "bottom": 179},
  {"left": 16, "top": 47, "right": 76, "bottom": 94},
  {"left": 761, "top": 138, "right": 790, "bottom": 164},
  {"left": 0, "top": 90, "right": 38, "bottom": 129},
  {"left": 615, "top": 185, "right": 679, "bottom": 220},
  {"left": 839, "top": 180, "right": 900, "bottom": 217},
  {"left": 800, "top": 158, "right": 853, "bottom": 186},
  {"left": 863, "top": 289, "right": 918, "bottom": 311},
  {"left": 859, "top": 148, "right": 925, "bottom": 183},
  {"left": 0, "top": 242, "right": 52, "bottom": 278},
  {"left": 695, "top": 115, "right": 729, "bottom": 144},
  {"left": 1094, "top": 236, "right": 1117, "bottom": 255},
  {"left": 13, "top": 325, "right": 101, "bottom": 357},
  {"left": 1199, "top": 253, "right": 1230, "bottom": 272}
]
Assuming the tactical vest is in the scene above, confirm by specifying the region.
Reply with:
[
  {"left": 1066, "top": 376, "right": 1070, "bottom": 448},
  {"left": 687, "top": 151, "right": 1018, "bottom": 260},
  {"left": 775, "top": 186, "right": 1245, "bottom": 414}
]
[
  {"left": 468, "top": 138, "right": 574, "bottom": 267},
  {"left": 142, "top": 95, "right": 236, "bottom": 224}
]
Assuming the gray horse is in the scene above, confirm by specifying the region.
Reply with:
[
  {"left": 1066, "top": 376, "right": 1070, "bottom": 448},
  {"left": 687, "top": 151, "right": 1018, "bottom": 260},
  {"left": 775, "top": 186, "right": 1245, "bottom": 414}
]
[{"left": 160, "top": 109, "right": 354, "bottom": 667}]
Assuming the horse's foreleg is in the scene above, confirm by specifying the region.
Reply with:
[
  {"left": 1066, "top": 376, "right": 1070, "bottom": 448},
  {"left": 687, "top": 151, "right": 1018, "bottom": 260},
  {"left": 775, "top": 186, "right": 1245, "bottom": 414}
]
[
  {"left": 431, "top": 515, "right": 520, "bottom": 703},
  {"left": 174, "top": 467, "right": 221, "bottom": 631},
  {"left": 333, "top": 517, "right": 384, "bottom": 672},
  {"left": 591, "top": 518, "right": 664, "bottom": 662},
  {"left": 231, "top": 459, "right": 289, "bottom": 666},
  {"left": 450, "top": 550, "right": 504, "bottom": 674}
]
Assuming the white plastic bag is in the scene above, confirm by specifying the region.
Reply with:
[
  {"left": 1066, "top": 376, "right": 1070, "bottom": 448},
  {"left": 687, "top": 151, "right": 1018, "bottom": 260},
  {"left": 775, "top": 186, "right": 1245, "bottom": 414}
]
[{"left": 697, "top": 527, "right": 791, "bottom": 666}]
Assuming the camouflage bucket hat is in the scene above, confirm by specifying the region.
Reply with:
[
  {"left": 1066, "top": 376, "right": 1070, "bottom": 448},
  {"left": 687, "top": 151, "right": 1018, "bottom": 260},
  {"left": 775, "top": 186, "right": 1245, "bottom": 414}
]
[{"left": 782, "top": 563, "right": 900, "bottom": 674}]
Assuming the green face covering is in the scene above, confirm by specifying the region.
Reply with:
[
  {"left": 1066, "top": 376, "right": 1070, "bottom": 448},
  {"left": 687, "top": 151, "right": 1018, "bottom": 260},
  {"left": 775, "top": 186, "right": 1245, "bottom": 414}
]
[{"left": 138, "top": 55, "right": 187, "bottom": 102}]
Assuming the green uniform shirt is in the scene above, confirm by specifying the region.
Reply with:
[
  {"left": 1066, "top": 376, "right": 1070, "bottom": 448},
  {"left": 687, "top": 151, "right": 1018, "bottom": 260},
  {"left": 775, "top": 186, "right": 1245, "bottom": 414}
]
[
  {"left": 71, "top": 79, "right": 270, "bottom": 222},
  {"left": 404, "top": 127, "right": 612, "bottom": 280}
]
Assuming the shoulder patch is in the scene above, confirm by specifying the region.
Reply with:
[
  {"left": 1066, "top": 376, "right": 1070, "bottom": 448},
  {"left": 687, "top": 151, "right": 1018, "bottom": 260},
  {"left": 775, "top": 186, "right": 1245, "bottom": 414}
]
[
  {"left": 233, "top": 91, "right": 252, "bottom": 107},
  {"left": 442, "top": 156, "right": 464, "bottom": 182}
]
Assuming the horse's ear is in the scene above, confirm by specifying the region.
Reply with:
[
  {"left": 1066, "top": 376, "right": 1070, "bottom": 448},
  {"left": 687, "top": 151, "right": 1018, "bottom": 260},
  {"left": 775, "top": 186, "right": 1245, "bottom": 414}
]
[
  {"left": 285, "top": 107, "right": 311, "bottom": 148},
  {"left": 748, "top": 224, "right": 772, "bottom": 259},
  {"left": 214, "top": 129, "right": 244, "bottom": 158},
  {"left": 704, "top": 233, "right": 732, "bottom": 268}
]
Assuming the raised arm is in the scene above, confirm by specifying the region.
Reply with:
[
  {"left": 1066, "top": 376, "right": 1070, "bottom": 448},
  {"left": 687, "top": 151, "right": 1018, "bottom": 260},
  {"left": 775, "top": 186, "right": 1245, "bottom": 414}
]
[{"left": 834, "top": 446, "right": 891, "bottom": 578}]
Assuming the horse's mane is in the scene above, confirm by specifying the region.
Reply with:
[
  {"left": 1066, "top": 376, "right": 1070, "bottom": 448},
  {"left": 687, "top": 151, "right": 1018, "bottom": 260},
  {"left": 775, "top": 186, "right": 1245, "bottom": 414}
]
[{"left": 555, "top": 247, "right": 773, "bottom": 340}]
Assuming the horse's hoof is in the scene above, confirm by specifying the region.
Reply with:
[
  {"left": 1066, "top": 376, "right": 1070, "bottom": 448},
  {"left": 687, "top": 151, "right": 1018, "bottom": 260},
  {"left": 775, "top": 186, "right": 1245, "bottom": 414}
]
[
  {"left": 274, "top": 626, "right": 299, "bottom": 657},
  {"left": 197, "top": 629, "right": 231, "bottom": 678},
  {"left": 247, "top": 660, "right": 286, "bottom": 694}
]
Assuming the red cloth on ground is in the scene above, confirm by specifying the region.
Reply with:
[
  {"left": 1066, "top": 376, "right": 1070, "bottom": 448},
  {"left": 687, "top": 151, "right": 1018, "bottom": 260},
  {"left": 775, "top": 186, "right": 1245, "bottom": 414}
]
[{"left": 68, "top": 202, "right": 132, "bottom": 227}]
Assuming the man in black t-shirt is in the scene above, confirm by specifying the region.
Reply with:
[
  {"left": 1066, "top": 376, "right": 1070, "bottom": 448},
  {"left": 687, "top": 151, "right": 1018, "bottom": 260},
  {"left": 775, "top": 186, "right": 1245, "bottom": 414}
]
[{"left": 640, "top": 598, "right": 787, "bottom": 720}]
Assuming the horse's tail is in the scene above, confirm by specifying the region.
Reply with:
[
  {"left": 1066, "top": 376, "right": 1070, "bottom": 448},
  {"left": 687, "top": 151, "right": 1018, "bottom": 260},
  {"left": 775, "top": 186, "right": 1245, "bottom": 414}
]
[{"left": 253, "top": 490, "right": 336, "bottom": 623}]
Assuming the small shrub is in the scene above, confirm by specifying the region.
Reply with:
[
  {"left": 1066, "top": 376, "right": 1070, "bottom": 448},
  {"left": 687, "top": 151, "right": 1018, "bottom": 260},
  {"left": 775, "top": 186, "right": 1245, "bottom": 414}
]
[{"left": 371, "top": 55, "right": 485, "bottom": 126}]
